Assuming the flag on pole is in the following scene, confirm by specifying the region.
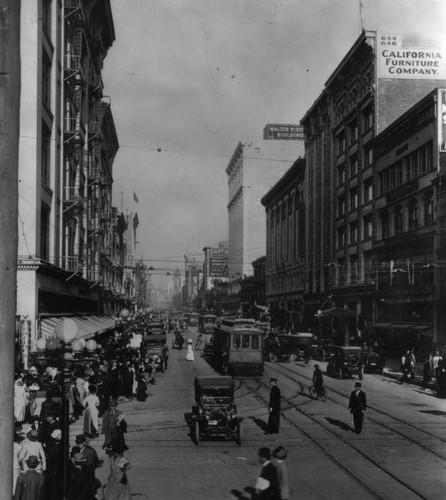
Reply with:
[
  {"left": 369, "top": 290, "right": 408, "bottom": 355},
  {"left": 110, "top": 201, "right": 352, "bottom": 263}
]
[{"left": 133, "top": 192, "right": 139, "bottom": 203}]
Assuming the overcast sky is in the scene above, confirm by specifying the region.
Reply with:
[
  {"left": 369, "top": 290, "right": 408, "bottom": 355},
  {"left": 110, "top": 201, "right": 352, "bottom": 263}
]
[{"left": 103, "top": 0, "right": 446, "bottom": 277}]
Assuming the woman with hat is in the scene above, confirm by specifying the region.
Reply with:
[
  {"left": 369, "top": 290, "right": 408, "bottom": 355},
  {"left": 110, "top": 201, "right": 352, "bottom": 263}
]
[
  {"left": 14, "top": 378, "right": 29, "bottom": 424},
  {"left": 103, "top": 440, "right": 132, "bottom": 500},
  {"left": 18, "top": 429, "right": 46, "bottom": 473},
  {"left": 185, "top": 339, "right": 195, "bottom": 362},
  {"left": 83, "top": 384, "right": 100, "bottom": 438}
]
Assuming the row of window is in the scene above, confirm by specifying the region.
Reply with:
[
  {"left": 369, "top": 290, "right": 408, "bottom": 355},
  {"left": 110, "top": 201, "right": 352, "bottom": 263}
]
[
  {"left": 379, "top": 196, "right": 434, "bottom": 237},
  {"left": 336, "top": 105, "right": 373, "bottom": 155},
  {"left": 378, "top": 141, "right": 433, "bottom": 195},
  {"left": 337, "top": 178, "right": 373, "bottom": 215},
  {"left": 338, "top": 149, "right": 373, "bottom": 183}
]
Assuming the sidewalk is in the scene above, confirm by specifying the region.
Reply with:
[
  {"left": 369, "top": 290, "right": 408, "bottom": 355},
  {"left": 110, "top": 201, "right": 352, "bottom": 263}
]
[{"left": 381, "top": 356, "right": 436, "bottom": 391}]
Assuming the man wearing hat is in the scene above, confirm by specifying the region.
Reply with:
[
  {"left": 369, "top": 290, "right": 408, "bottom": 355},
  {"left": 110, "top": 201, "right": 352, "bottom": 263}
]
[
  {"left": 266, "top": 378, "right": 281, "bottom": 434},
  {"left": 67, "top": 453, "right": 96, "bottom": 500},
  {"left": 75, "top": 434, "right": 99, "bottom": 484},
  {"left": 348, "top": 382, "right": 367, "bottom": 434},
  {"left": 272, "top": 446, "right": 289, "bottom": 500},
  {"left": 18, "top": 429, "right": 46, "bottom": 474},
  {"left": 14, "top": 455, "right": 45, "bottom": 500}
]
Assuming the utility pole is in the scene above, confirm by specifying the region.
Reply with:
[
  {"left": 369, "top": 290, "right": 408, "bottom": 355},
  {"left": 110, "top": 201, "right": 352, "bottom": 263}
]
[{"left": 0, "top": 1, "right": 20, "bottom": 497}]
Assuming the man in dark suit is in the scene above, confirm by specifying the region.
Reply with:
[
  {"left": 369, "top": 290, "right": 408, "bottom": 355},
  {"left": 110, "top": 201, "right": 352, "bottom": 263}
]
[
  {"left": 15, "top": 455, "right": 45, "bottom": 500},
  {"left": 348, "top": 382, "right": 367, "bottom": 434},
  {"left": 75, "top": 434, "right": 99, "bottom": 485},
  {"left": 266, "top": 378, "right": 281, "bottom": 434}
]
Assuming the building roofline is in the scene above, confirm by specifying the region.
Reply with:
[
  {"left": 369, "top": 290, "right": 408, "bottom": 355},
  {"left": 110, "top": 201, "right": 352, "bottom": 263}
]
[{"left": 261, "top": 157, "right": 305, "bottom": 207}]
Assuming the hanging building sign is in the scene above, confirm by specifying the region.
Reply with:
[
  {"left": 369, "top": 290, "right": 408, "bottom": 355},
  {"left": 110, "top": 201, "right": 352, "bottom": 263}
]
[
  {"left": 263, "top": 124, "right": 304, "bottom": 140},
  {"left": 377, "top": 34, "right": 446, "bottom": 79}
]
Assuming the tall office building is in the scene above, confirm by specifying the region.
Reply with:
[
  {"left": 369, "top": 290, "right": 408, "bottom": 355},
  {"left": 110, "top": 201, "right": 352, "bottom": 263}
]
[
  {"left": 301, "top": 31, "right": 446, "bottom": 345},
  {"left": 16, "top": 1, "right": 121, "bottom": 361},
  {"left": 226, "top": 139, "right": 303, "bottom": 281}
]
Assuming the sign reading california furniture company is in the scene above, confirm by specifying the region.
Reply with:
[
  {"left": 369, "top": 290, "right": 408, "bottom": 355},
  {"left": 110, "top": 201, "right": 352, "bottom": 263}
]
[
  {"left": 263, "top": 124, "right": 304, "bottom": 140},
  {"left": 377, "top": 34, "right": 446, "bottom": 79}
]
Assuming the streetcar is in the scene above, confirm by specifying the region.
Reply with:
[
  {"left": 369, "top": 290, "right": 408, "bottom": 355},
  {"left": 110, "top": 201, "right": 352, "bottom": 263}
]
[
  {"left": 212, "top": 318, "right": 264, "bottom": 376},
  {"left": 186, "top": 311, "right": 200, "bottom": 327},
  {"left": 198, "top": 314, "right": 218, "bottom": 335}
]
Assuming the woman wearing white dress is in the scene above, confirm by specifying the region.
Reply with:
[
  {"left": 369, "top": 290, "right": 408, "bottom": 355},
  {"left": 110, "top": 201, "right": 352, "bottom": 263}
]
[
  {"left": 14, "top": 379, "right": 28, "bottom": 423},
  {"left": 83, "top": 384, "right": 100, "bottom": 437},
  {"left": 186, "top": 339, "right": 195, "bottom": 362}
]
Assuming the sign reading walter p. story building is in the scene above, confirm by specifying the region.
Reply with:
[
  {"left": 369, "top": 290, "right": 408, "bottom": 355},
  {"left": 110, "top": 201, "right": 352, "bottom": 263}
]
[
  {"left": 263, "top": 124, "right": 304, "bottom": 140},
  {"left": 377, "top": 34, "right": 446, "bottom": 79}
]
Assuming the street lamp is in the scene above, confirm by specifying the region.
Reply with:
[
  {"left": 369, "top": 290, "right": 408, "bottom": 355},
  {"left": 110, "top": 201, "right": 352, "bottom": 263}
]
[{"left": 36, "top": 318, "right": 98, "bottom": 499}]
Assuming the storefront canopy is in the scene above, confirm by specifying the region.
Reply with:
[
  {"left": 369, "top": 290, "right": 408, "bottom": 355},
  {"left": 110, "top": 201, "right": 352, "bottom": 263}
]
[
  {"left": 40, "top": 314, "right": 116, "bottom": 340},
  {"left": 318, "top": 307, "right": 356, "bottom": 318}
]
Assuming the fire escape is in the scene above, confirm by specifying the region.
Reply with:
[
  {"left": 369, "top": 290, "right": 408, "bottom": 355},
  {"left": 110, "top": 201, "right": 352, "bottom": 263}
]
[{"left": 62, "top": 0, "right": 86, "bottom": 275}]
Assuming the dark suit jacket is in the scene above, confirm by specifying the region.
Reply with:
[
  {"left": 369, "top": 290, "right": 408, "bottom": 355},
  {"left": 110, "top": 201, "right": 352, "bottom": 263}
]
[
  {"left": 269, "top": 385, "right": 281, "bottom": 413},
  {"left": 15, "top": 469, "right": 45, "bottom": 500},
  {"left": 348, "top": 390, "right": 366, "bottom": 414}
]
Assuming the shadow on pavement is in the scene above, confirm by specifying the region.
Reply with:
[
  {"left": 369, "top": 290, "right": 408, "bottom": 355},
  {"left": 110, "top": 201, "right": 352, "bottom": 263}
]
[
  {"left": 249, "top": 416, "right": 268, "bottom": 432},
  {"left": 231, "top": 488, "right": 251, "bottom": 499},
  {"left": 325, "top": 417, "right": 352, "bottom": 432}
]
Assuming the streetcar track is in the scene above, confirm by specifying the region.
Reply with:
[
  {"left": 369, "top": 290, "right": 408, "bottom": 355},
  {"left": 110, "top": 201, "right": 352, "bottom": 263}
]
[
  {"left": 268, "top": 362, "right": 446, "bottom": 461},
  {"left": 242, "top": 376, "right": 428, "bottom": 500}
]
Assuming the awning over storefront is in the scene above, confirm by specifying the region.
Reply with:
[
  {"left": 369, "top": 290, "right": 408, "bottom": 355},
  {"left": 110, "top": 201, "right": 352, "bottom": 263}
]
[
  {"left": 372, "top": 322, "right": 431, "bottom": 332},
  {"left": 39, "top": 314, "right": 116, "bottom": 340},
  {"left": 318, "top": 307, "right": 356, "bottom": 318}
]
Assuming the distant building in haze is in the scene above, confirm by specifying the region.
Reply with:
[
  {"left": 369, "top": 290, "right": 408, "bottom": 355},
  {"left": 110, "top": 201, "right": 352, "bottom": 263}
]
[{"left": 226, "top": 139, "right": 303, "bottom": 281}]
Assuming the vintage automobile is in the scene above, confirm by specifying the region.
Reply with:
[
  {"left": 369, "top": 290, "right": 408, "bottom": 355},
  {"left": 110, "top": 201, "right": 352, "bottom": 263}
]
[
  {"left": 264, "top": 332, "right": 313, "bottom": 363},
  {"left": 362, "top": 349, "right": 384, "bottom": 374},
  {"left": 326, "top": 345, "right": 363, "bottom": 380},
  {"left": 191, "top": 376, "right": 242, "bottom": 445},
  {"left": 171, "top": 330, "right": 185, "bottom": 349},
  {"left": 142, "top": 330, "right": 169, "bottom": 370}
]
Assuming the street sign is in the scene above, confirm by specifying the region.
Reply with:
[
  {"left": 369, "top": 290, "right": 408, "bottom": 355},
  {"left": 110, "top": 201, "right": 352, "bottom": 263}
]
[{"left": 263, "top": 124, "right": 304, "bottom": 140}]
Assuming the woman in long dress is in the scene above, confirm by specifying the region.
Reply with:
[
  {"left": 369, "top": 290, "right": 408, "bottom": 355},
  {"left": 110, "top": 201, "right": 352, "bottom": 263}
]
[
  {"left": 186, "top": 339, "right": 195, "bottom": 362},
  {"left": 14, "top": 378, "right": 28, "bottom": 423},
  {"left": 104, "top": 441, "right": 131, "bottom": 500},
  {"left": 83, "top": 384, "right": 100, "bottom": 438}
]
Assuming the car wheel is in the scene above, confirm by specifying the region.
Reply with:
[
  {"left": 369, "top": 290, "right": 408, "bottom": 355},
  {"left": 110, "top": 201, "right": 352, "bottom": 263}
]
[
  {"left": 194, "top": 420, "right": 200, "bottom": 445},
  {"left": 337, "top": 368, "right": 342, "bottom": 380},
  {"left": 269, "top": 352, "right": 277, "bottom": 363},
  {"left": 289, "top": 354, "right": 297, "bottom": 362},
  {"left": 235, "top": 421, "right": 242, "bottom": 445}
]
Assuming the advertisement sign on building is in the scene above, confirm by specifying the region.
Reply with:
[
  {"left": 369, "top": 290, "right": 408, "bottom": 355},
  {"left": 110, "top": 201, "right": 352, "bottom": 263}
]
[
  {"left": 263, "top": 124, "right": 304, "bottom": 140},
  {"left": 377, "top": 34, "right": 446, "bottom": 79},
  {"left": 439, "top": 89, "right": 446, "bottom": 152},
  {"left": 210, "top": 248, "right": 228, "bottom": 277}
]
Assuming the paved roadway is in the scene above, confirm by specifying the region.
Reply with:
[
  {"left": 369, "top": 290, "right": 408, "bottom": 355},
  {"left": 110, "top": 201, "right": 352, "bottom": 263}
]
[{"left": 71, "top": 327, "right": 446, "bottom": 499}]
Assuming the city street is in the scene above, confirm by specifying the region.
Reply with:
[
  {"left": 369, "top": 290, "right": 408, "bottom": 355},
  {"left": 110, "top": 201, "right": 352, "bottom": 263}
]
[{"left": 71, "top": 328, "right": 446, "bottom": 500}]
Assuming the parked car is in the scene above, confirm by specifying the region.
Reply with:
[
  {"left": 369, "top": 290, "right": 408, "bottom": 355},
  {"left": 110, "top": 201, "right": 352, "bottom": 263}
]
[
  {"left": 191, "top": 376, "right": 242, "bottom": 445},
  {"left": 362, "top": 349, "right": 384, "bottom": 374},
  {"left": 326, "top": 345, "right": 363, "bottom": 380},
  {"left": 264, "top": 332, "right": 313, "bottom": 362}
]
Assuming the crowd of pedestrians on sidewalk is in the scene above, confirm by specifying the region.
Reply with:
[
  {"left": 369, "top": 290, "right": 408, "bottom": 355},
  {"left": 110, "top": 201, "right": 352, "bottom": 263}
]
[{"left": 12, "top": 311, "right": 169, "bottom": 499}]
